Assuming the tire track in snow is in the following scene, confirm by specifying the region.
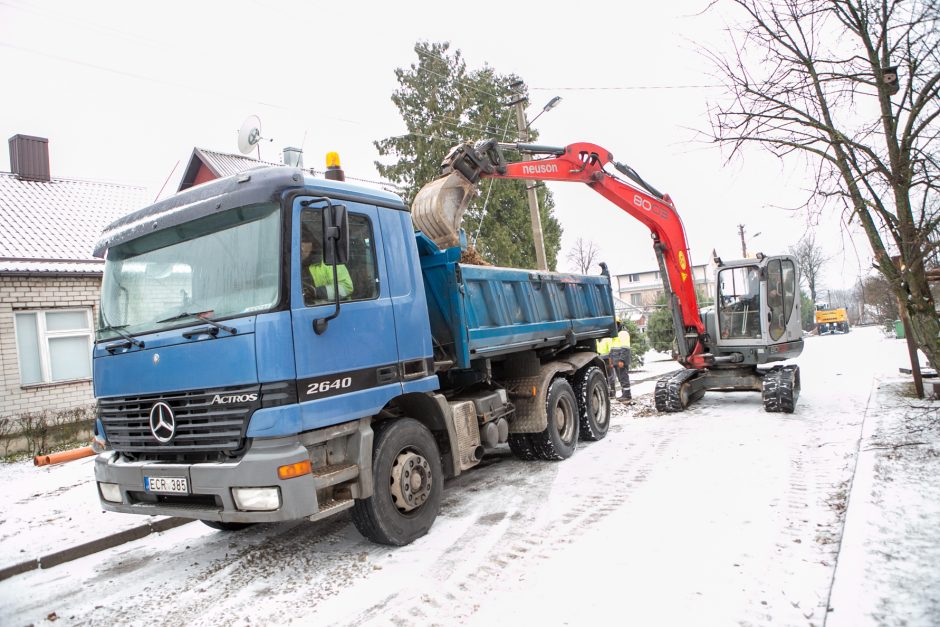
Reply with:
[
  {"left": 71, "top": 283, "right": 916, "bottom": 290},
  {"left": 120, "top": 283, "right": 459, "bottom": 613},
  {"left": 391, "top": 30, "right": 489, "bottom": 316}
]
[{"left": 344, "top": 405, "right": 697, "bottom": 625}]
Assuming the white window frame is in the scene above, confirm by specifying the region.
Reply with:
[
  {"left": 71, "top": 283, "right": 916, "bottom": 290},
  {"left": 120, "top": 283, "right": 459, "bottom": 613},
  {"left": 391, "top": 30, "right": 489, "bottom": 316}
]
[{"left": 13, "top": 308, "right": 94, "bottom": 386}]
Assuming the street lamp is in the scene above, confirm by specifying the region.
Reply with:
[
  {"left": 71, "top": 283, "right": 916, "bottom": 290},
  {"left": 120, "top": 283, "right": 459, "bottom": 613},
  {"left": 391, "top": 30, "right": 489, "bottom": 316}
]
[
  {"left": 526, "top": 96, "right": 562, "bottom": 131},
  {"left": 738, "top": 224, "right": 761, "bottom": 258}
]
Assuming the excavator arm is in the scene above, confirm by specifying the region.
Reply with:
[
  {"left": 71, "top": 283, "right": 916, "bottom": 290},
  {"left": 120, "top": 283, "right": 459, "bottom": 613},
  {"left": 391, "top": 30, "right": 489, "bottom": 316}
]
[{"left": 412, "top": 140, "right": 708, "bottom": 368}]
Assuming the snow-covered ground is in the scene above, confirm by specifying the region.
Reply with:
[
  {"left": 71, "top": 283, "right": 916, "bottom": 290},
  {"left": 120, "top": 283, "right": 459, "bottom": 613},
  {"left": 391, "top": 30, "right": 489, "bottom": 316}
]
[{"left": 0, "top": 326, "right": 937, "bottom": 626}]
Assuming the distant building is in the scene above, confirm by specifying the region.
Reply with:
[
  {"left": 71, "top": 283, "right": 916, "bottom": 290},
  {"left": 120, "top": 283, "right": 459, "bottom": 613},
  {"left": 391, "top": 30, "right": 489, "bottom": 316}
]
[
  {"left": 177, "top": 147, "right": 283, "bottom": 192},
  {"left": 614, "top": 256, "right": 718, "bottom": 317},
  {"left": 0, "top": 135, "right": 149, "bottom": 439}
]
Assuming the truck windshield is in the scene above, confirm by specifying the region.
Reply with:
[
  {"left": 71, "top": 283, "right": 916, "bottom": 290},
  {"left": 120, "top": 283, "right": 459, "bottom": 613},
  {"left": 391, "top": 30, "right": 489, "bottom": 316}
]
[{"left": 98, "top": 203, "right": 280, "bottom": 341}]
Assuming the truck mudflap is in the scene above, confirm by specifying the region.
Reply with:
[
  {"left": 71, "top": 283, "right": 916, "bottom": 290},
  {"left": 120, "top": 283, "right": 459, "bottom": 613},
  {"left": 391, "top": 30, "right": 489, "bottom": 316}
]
[{"left": 94, "top": 436, "right": 321, "bottom": 524}]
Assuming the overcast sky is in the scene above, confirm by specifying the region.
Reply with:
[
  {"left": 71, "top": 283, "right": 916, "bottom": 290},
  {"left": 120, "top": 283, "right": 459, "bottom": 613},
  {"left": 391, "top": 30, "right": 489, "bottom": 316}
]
[{"left": 0, "top": 0, "right": 872, "bottom": 289}]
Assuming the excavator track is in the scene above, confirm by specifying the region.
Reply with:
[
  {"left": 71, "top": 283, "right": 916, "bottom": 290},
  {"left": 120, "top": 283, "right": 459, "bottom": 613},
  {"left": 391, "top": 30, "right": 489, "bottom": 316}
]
[
  {"left": 761, "top": 365, "right": 801, "bottom": 413},
  {"left": 654, "top": 368, "right": 702, "bottom": 413}
]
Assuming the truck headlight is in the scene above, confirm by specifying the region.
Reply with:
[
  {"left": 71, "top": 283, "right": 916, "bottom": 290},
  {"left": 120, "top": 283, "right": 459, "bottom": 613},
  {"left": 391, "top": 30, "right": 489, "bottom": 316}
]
[
  {"left": 99, "top": 482, "right": 122, "bottom": 503},
  {"left": 232, "top": 487, "right": 280, "bottom": 511}
]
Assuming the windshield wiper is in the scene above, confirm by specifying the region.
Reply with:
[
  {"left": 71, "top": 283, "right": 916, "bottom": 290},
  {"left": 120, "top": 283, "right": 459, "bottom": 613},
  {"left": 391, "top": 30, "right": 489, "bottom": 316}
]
[
  {"left": 157, "top": 310, "right": 237, "bottom": 335},
  {"left": 98, "top": 323, "right": 145, "bottom": 349}
]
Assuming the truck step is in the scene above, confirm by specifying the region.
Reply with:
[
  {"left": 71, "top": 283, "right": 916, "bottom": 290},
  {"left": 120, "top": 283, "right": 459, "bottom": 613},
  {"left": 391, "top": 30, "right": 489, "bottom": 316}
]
[
  {"left": 311, "top": 462, "right": 359, "bottom": 490},
  {"left": 307, "top": 497, "right": 354, "bottom": 522}
]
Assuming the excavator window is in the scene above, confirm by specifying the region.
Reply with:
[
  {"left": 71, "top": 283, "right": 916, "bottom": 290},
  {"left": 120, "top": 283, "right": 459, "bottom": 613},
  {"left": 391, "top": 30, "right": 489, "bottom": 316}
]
[
  {"left": 767, "top": 260, "right": 785, "bottom": 340},
  {"left": 782, "top": 260, "right": 796, "bottom": 325},
  {"left": 718, "top": 266, "right": 761, "bottom": 340}
]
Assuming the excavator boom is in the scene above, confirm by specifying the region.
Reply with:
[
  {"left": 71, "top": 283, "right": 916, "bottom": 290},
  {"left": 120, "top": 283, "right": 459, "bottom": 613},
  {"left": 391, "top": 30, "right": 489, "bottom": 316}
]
[{"left": 413, "top": 140, "right": 707, "bottom": 367}]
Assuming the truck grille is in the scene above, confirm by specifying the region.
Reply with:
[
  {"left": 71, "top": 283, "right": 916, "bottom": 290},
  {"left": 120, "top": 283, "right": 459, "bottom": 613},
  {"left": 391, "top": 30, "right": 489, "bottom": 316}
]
[{"left": 99, "top": 384, "right": 260, "bottom": 461}]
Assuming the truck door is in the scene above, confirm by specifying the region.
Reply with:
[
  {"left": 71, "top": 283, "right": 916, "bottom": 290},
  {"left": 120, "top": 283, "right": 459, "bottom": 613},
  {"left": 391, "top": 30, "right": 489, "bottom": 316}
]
[{"left": 290, "top": 197, "right": 401, "bottom": 430}]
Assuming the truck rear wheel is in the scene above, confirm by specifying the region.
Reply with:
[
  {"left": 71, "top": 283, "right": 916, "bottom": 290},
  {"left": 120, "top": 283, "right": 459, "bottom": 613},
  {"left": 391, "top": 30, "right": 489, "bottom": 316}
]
[
  {"left": 574, "top": 366, "right": 610, "bottom": 441},
  {"left": 531, "top": 378, "right": 579, "bottom": 460},
  {"left": 351, "top": 418, "right": 442, "bottom": 546}
]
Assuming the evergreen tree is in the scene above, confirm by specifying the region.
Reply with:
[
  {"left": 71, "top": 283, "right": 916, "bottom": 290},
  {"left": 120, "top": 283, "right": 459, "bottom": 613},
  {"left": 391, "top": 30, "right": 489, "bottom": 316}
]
[
  {"left": 646, "top": 305, "right": 676, "bottom": 354},
  {"left": 622, "top": 319, "right": 649, "bottom": 369},
  {"left": 374, "top": 41, "right": 562, "bottom": 269}
]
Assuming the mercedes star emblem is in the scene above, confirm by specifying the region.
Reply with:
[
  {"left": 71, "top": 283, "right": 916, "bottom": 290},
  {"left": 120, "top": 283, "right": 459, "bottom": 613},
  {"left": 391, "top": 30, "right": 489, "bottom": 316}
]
[{"left": 149, "top": 402, "right": 176, "bottom": 443}]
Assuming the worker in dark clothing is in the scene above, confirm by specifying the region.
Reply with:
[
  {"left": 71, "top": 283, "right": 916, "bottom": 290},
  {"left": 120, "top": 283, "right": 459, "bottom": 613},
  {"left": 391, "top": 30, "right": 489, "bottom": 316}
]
[
  {"left": 609, "top": 320, "right": 632, "bottom": 402},
  {"left": 597, "top": 319, "right": 632, "bottom": 402}
]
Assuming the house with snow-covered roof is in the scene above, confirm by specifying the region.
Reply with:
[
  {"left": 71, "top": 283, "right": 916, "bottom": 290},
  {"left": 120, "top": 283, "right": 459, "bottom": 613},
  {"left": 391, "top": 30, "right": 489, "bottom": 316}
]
[{"left": 0, "top": 135, "right": 149, "bottom": 447}]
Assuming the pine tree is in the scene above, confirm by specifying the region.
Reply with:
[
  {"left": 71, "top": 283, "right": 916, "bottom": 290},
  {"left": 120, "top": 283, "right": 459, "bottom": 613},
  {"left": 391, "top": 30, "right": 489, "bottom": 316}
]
[{"left": 374, "top": 41, "right": 562, "bottom": 269}]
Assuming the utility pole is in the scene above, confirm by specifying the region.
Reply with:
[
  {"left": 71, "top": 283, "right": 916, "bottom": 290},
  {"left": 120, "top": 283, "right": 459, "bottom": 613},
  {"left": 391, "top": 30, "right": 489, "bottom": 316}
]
[
  {"left": 738, "top": 224, "right": 747, "bottom": 258},
  {"left": 510, "top": 81, "right": 549, "bottom": 272}
]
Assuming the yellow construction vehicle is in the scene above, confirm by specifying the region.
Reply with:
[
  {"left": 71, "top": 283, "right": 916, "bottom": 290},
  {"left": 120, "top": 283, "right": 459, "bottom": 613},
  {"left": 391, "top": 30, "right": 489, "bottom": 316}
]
[{"left": 815, "top": 304, "right": 850, "bottom": 334}]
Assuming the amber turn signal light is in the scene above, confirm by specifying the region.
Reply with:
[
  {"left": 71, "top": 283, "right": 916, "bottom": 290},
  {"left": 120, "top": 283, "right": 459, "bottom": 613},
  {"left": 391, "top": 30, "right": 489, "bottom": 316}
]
[{"left": 277, "top": 460, "right": 312, "bottom": 480}]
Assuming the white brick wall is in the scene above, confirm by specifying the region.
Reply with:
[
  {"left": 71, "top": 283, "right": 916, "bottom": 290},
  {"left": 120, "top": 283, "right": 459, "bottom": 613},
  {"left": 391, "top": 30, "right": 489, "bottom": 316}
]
[{"left": 0, "top": 274, "right": 101, "bottom": 425}]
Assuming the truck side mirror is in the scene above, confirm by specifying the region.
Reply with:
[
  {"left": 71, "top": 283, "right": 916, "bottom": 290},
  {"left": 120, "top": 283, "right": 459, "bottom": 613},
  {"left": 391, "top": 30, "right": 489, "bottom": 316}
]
[{"left": 322, "top": 204, "right": 349, "bottom": 266}]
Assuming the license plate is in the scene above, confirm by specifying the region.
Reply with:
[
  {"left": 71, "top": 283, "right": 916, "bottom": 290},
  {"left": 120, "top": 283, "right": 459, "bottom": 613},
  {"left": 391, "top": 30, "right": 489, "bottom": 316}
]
[{"left": 145, "top": 476, "right": 189, "bottom": 494}]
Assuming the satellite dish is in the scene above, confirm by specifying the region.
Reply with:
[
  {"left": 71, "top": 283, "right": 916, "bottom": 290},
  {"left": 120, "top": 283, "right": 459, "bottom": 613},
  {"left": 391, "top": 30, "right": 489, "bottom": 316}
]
[{"left": 237, "top": 115, "right": 264, "bottom": 155}]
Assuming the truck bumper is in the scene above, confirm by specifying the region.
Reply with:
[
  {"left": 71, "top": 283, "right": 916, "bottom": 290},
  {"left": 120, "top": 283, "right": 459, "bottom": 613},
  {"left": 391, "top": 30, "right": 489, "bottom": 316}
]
[{"left": 94, "top": 435, "right": 320, "bottom": 524}]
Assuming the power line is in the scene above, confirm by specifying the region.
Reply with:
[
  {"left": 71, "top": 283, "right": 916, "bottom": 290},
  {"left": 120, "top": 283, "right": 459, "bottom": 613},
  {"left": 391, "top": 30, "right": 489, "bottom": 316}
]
[{"left": 531, "top": 85, "right": 721, "bottom": 91}]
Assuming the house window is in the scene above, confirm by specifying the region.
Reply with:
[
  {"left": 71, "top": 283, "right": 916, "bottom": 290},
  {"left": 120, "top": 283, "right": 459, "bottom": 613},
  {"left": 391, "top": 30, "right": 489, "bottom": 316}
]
[
  {"left": 14, "top": 309, "right": 93, "bottom": 385},
  {"left": 631, "top": 293, "right": 643, "bottom": 306},
  {"left": 628, "top": 273, "right": 640, "bottom": 282}
]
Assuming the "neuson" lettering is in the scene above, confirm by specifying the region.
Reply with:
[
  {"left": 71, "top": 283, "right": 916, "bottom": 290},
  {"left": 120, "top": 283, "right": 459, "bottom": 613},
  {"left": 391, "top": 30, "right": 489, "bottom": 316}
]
[{"left": 521, "top": 164, "right": 558, "bottom": 175}]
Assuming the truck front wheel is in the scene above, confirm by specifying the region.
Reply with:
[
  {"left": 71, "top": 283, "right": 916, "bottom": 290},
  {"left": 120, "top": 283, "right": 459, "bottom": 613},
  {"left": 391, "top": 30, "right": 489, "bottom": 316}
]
[
  {"left": 531, "top": 378, "right": 580, "bottom": 460},
  {"left": 351, "top": 418, "right": 443, "bottom": 546}
]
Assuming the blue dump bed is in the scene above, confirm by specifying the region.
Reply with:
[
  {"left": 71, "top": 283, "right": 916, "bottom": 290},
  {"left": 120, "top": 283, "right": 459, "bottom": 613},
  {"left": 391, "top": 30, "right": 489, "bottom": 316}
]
[{"left": 416, "top": 234, "right": 617, "bottom": 370}]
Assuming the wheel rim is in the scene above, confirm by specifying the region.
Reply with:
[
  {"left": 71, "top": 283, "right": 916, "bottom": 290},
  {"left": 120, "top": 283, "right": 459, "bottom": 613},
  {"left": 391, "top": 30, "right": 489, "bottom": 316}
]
[
  {"left": 554, "top": 395, "right": 576, "bottom": 444},
  {"left": 589, "top": 380, "right": 608, "bottom": 428},
  {"left": 390, "top": 449, "right": 432, "bottom": 513}
]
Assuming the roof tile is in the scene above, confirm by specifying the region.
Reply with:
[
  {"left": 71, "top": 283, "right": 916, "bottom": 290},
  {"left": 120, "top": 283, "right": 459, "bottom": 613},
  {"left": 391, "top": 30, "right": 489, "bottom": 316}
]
[{"left": 0, "top": 173, "right": 149, "bottom": 273}]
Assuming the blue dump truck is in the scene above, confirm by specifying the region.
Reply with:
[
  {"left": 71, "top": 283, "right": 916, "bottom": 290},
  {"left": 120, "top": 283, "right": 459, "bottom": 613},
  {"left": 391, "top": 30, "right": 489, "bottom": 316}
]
[{"left": 92, "top": 165, "right": 615, "bottom": 545}]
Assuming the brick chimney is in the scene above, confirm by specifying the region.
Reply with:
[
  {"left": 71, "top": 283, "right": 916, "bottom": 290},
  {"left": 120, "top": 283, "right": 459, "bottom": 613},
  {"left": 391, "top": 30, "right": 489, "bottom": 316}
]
[{"left": 8, "top": 134, "right": 51, "bottom": 182}]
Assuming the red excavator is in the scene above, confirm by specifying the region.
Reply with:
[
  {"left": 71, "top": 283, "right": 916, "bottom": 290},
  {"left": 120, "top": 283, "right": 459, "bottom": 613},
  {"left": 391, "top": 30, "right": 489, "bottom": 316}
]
[{"left": 412, "top": 140, "right": 804, "bottom": 413}]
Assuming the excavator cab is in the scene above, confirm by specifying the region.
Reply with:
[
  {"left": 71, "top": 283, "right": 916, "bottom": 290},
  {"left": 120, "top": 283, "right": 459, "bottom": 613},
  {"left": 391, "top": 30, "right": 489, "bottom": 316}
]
[{"left": 710, "top": 255, "right": 803, "bottom": 360}]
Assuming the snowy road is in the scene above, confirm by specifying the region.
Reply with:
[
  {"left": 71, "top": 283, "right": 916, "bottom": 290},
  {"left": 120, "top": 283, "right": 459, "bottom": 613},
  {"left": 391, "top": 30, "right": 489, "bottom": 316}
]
[{"left": 0, "top": 329, "right": 894, "bottom": 626}]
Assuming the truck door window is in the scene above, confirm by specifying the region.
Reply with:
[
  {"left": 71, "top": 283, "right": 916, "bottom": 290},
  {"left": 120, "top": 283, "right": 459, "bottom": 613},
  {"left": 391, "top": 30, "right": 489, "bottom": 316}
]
[
  {"left": 300, "top": 208, "right": 378, "bottom": 306},
  {"left": 717, "top": 266, "right": 761, "bottom": 339},
  {"left": 766, "top": 259, "right": 785, "bottom": 341}
]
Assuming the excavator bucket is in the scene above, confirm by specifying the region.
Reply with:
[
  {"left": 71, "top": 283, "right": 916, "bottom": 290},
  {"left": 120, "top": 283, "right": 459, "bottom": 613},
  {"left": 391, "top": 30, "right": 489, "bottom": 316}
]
[{"left": 411, "top": 170, "right": 478, "bottom": 249}]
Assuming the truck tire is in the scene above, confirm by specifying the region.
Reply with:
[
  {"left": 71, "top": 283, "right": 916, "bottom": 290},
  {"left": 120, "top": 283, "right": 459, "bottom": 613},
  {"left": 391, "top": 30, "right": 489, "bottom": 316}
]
[
  {"left": 531, "top": 378, "right": 579, "bottom": 460},
  {"left": 508, "top": 433, "right": 540, "bottom": 461},
  {"left": 201, "top": 520, "right": 256, "bottom": 531},
  {"left": 351, "top": 417, "right": 443, "bottom": 546},
  {"left": 573, "top": 366, "right": 610, "bottom": 441}
]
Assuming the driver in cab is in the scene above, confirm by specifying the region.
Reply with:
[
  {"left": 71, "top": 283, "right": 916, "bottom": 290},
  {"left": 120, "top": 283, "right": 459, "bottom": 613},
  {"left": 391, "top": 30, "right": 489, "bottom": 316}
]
[{"left": 301, "top": 225, "right": 353, "bottom": 304}]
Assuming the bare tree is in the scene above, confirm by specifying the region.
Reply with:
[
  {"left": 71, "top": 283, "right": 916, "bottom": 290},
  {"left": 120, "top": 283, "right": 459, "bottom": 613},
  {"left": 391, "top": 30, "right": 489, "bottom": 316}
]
[
  {"left": 788, "top": 232, "right": 829, "bottom": 303},
  {"left": 567, "top": 238, "right": 601, "bottom": 274},
  {"left": 861, "top": 273, "right": 900, "bottom": 324},
  {"left": 707, "top": 0, "right": 940, "bottom": 370}
]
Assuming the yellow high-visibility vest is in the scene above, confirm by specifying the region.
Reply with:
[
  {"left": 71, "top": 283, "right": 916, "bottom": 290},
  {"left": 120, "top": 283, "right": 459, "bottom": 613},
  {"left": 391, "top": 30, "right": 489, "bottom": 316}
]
[{"left": 307, "top": 263, "right": 353, "bottom": 299}]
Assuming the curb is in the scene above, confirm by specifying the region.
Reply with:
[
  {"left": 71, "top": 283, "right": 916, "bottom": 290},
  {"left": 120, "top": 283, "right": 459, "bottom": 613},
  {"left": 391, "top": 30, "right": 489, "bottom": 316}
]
[{"left": 0, "top": 517, "right": 192, "bottom": 582}]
